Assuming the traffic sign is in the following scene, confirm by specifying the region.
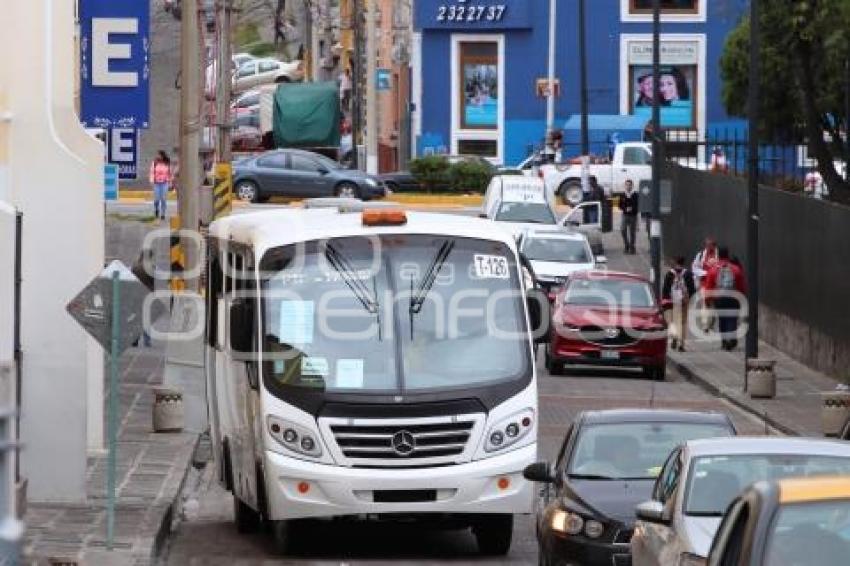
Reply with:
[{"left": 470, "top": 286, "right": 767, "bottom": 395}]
[
  {"left": 79, "top": 0, "right": 151, "bottom": 128},
  {"left": 108, "top": 128, "right": 139, "bottom": 180},
  {"left": 66, "top": 260, "right": 149, "bottom": 355}
]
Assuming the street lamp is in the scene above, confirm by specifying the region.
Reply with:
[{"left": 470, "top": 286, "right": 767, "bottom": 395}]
[
  {"left": 745, "top": 0, "right": 760, "bottom": 364},
  {"left": 578, "top": 0, "right": 589, "bottom": 194},
  {"left": 650, "top": 0, "right": 661, "bottom": 297},
  {"left": 544, "top": 0, "right": 557, "bottom": 161}
]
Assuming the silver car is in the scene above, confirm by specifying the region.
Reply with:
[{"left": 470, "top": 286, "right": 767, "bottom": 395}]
[{"left": 630, "top": 437, "right": 850, "bottom": 566}]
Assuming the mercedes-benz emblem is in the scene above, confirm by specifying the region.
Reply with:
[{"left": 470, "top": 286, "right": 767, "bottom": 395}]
[
  {"left": 391, "top": 430, "right": 416, "bottom": 456},
  {"left": 604, "top": 327, "right": 620, "bottom": 339}
]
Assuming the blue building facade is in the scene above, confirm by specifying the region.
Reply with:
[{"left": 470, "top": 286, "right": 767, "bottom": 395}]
[{"left": 412, "top": 0, "right": 748, "bottom": 166}]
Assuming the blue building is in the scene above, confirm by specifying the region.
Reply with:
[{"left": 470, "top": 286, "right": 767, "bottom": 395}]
[{"left": 412, "top": 0, "right": 748, "bottom": 166}]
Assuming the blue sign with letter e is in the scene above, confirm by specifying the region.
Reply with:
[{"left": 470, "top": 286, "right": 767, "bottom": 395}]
[
  {"left": 80, "top": 0, "right": 150, "bottom": 129},
  {"left": 108, "top": 128, "right": 139, "bottom": 180}
]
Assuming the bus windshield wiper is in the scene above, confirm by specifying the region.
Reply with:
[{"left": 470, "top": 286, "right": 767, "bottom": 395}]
[
  {"left": 325, "top": 244, "right": 382, "bottom": 339},
  {"left": 409, "top": 240, "right": 454, "bottom": 315}
]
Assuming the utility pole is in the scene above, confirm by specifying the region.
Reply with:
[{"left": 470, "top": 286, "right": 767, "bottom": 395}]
[
  {"left": 216, "top": 0, "right": 232, "bottom": 164},
  {"left": 745, "top": 0, "right": 760, "bottom": 362},
  {"left": 365, "top": 0, "right": 378, "bottom": 174},
  {"left": 650, "top": 0, "right": 662, "bottom": 297},
  {"left": 544, "top": 0, "right": 557, "bottom": 161},
  {"left": 305, "top": 1, "right": 314, "bottom": 80},
  {"left": 352, "top": 0, "right": 363, "bottom": 169},
  {"left": 578, "top": 0, "right": 589, "bottom": 194},
  {"left": 179, "top": 0, "right": 202, "bottom": 291}
]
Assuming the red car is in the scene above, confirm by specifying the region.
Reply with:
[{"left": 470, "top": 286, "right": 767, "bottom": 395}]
[{"left": 545, "top": 271, "right": 669, "bottom": 380}]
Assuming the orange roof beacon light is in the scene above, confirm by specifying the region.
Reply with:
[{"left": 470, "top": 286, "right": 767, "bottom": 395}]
[{"left": 362, "top": 209, "right": 407, "bottom": 226}]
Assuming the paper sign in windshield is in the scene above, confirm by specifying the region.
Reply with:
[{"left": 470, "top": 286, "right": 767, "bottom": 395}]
[
  {"left": 336, "top": 359, "right": 364, "bottom": 389},
  {"left": 473, "top": 254, "right": 509, "bottom": 279},
  {"left": 279, "top": 300, "right": 315, "bottom": 345},
  {"left": 301, "top": 357, "right": 329, "bottom": 376}
]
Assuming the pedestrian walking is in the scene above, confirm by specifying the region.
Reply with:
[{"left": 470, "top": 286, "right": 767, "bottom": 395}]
[
  {"left": 149, "top": 150, "right": 173, "bottom": 220},
  {"left": 662, "top": 257, "right": 696, "bottom": 351},
  {"left": 691, "top": 237, "right": 719, "bottom": 332},
  {"left": 703, "top": 247, "right": 747, "bottom": 351},
  {"left": 619, "top": 179, "right": 639, "bottom": 254}
]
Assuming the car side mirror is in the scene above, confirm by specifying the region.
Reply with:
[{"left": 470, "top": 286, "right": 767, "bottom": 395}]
[
  {"left": 523, "top": 462, "right": 554, "bottom": 483},
  {"left": 478, "top": 212, "right": 488, "bottom": 219},
  {"left": 317, "top": 167, "right": 329, "bottom": 175},
  {"left": 229, "top": 298, "right": 255, "bottom": 355},
  {"left": 635, "top": 500, "right": 668, "bottom": 524},
  {"left": 526, "top": 288, "right": 551, "bottom": 344}
]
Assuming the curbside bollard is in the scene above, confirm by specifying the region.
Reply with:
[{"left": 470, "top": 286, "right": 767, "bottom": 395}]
[
  {"left": 153, "top": 387, "right": 184, "bottom": 433},
  {"left": 746, "top": 358, "right": 777, "bottom": 399},
  {"left": 821, "top": 389, "right": 850, "bottom": 437}
]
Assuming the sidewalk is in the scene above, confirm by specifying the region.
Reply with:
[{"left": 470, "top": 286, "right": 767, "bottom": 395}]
[
  {"left": 602, "top": 219, "right": 841, "bottom": 438},
  {"left": 23, "top": 346, "right": 198, "bottom": 565}
]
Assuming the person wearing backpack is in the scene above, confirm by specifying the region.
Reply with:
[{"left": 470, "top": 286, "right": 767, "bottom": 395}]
[
  {"left": 703, "top": 247, "right": 747, "bottom": 351},
  {"left": 662, "top": 256, "right": 696, "bottom": 351}
]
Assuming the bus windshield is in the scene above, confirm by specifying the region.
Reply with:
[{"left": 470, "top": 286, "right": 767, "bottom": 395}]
[{"left": 260, "top": 234, "right": 531, "bottom": 396}]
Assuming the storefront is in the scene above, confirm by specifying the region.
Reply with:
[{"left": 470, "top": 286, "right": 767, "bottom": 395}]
[{"left": 412, "top": 0, "right": 745, "bottom": 166}]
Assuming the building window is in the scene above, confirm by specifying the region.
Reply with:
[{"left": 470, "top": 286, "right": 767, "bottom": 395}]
[
  {"left": 458, "top": 139, "right": 498, "bottom": 157},
  {"left": 629, "top": 0, "right": 699, "bottom": 14},
  {"left": 629, "top": 65, "right": 697, "bottom": 129},
  {"left": 459, "top": 41, "right": 498, "bottom": 130}
]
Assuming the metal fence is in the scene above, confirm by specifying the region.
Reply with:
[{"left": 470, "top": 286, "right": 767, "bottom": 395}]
[{"left": 661, "top": 163, "right": 850, "bottom": 375}]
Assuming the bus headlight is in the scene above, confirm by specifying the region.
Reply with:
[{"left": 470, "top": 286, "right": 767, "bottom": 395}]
[
  {"left": 267, "top": 415, "right": 323, "bottom": 458},
  {"left": 484, "top": 408, "right": 534, "bottom": 453}
]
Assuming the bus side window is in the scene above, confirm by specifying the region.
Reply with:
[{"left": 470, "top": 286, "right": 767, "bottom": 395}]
[{"left": 207, "top": 251, "right": 224, "bottom": 349}]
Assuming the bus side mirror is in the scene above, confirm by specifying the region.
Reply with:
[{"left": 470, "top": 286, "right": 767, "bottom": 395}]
[
  {"left": 526, "top": 288, "right": 551, "bottom": 344},
  {"left": 230, "top": 298, "right": 255, "bottom": 354}
]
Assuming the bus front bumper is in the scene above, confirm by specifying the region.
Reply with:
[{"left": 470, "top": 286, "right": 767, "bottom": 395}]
[{"left": 263, "top": 443, "right": 536, "bottom": 520}]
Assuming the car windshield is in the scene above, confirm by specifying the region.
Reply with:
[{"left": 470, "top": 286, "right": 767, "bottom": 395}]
[
  {"left": 261, "top": 235, "right": 531, "bottom": 395},
  {"left": 685, "top": 455, "right": 850, "bottom": 516},
  {"left": 524, "top": 237, "right": 591, "bottom": 264},
  {"left": 568, "top": 422, "right": 732, "bottom": 480},
  {"left": 764, "top": 499, "right": 850, "bottom": 566},
  {"left": 564, "top": 278, "right": 655, "bottom": 308},
  {"left": 495, "top": 202, "right": 556, "bottom": 224}
]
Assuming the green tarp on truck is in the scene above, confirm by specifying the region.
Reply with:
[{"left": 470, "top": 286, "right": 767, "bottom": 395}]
[{"left": 272, "top": 81, "right": 340, "bottom": 150}]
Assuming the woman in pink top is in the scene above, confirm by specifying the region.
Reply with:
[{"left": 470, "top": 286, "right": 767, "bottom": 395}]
[{"left": 149, "top": 150, "right": 173, "bottom": 220}]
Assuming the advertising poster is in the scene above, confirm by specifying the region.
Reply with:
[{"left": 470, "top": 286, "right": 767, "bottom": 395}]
[
  {"left": 463, "top": 62, "right": 498, "bottom": 128},
  {"left": 630, "top": 65, "right": 695, "bottom": 128}
]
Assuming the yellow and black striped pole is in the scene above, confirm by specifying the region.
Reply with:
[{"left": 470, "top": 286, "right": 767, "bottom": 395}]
[
  {"left": 169, "top": 216, "right": 185, "bottom": 292},
  {"left": 213, "top": 162, "right": 232, "bottom": 219}
]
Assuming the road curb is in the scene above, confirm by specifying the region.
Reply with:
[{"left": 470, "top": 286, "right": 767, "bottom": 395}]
[{"left": 668, "top": 357, "right": 805, "bottom": 436}]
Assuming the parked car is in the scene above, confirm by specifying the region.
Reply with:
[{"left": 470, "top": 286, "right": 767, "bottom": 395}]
[
  {"left": 231, "top": 90, "right": 261, "bottom": 112},
  {"left": 517, "top": 228, "right": 601, "bottom": 294},
  {"left": 631, "top": 437, "right": 850, "bottom": 566},
  {"left": 232, "top": 52, "right": 256, "bottom": 70},
  {"left": 231, "top": 126, "right": 264, "bottom": 153},
  {"left": 233, "top": 58, "right": 303, "bottom": 94},
  {"left": 481, "top": 175, "right": 560, "bottom": 241},
  {"left": 546, "top": 270, "right": 669, "bottom": 379},
  {"left": 232, "top": 149, "right": 386, "bottom": 202},
  {"left": 540, "top": 142, "right": 652, "bottom": 205},
  {"left": 706, "top": 476, "right": 850, "bottom": 566},
  {"left": 524, "top": 409, "right": 736, "bottom": 566}
]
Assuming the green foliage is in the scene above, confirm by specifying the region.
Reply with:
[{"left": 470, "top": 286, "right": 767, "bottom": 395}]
[
  {"left": 720, "top": 1, "right": 850, "bottom": 202},
  {"left": 409, "top": 156, "right": 449, "bottom": 192},
  {"left": 448, "top": 160, "right": 493, "bottom": 193},
  {"left": 234, "top": 23, "right": 261, "bottom": 49}
]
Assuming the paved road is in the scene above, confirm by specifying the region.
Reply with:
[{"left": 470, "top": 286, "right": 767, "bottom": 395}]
[{"left": 158, "top": 205, "right": 776, "bottom": 565}]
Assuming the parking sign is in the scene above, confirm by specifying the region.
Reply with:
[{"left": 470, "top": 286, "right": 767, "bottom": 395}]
[
  {"left": 79, "top": 0, "right": 150, "bottom": 129},
  {"left": 108, "top": 128, "right": 139, "bottom": 180}
]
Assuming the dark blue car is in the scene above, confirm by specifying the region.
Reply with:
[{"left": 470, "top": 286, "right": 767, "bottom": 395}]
[{"left": 233, "top": 149, "right": 387, "bottom": 202}]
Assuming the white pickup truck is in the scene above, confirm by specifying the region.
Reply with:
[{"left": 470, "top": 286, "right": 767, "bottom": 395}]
[{"left": 540, "top": 142, "right": 652, "bottom": 205}]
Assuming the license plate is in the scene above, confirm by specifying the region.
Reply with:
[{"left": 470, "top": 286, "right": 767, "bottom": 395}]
[{"left": 601, "top": 350, "right": 621, "bottom": 360}]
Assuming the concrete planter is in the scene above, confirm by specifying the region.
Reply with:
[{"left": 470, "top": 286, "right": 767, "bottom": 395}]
[
  {"left": 153, "top": 387, "right": 184, "bottom": 433},
  {"left": 747, "top": 358, "right": 777, "bottom": 399},
  {"left": 821, "top": 390, "right": 850, "bottom": 437}
]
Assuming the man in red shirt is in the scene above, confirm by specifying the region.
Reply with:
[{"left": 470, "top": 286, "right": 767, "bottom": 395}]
[{"left": 703, "top": 247, "right": 747, "bottom": 351}]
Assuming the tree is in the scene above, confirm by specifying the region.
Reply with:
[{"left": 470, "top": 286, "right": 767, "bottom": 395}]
[{"left": 720, "top": 0, "right": 850, "bottom": 203}]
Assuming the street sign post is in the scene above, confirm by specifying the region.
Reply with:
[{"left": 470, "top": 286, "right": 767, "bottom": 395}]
[
  {"left": 79, "top": 0, "right": 151, "bottom": 129},
  {"left": 66, "top": 260, "right": 150, "bottom": 550}
]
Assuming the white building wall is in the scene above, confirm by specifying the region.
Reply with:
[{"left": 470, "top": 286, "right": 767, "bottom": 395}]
[{"left": 0, "top": 0, "right": 104, "bottom": 502}]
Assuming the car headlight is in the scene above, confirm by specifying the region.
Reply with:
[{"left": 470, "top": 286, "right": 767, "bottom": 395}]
[
  {"left": 678, "top": 553, "right": 707, "bottom": 566},
  {"left": 484, "top": 408, "right": 534, "bottom": 453},
  {"left": 267, "top": 415, "right": 322, "bottom": 458},
  {"left": 584, "top": 519, "right": 605, "bottom": 539},
  {"left": 365, "top": 177, "right": 378, "bottom": 186},
  {"left": 551, "top": 509, "right": 584, "bottom": 535}
]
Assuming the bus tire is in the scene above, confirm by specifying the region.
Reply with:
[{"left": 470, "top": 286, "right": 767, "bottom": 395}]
[
  {"left": 473, "top": 514, "right": 513, "bottom": 556},
  {"left": 233, "top": 495, "right": 261, "bottom": 534}
]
